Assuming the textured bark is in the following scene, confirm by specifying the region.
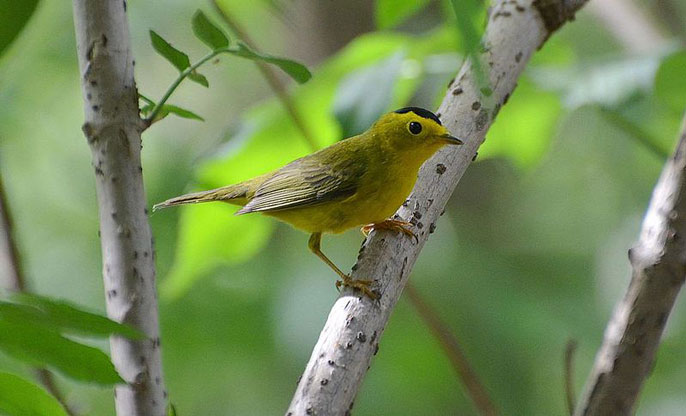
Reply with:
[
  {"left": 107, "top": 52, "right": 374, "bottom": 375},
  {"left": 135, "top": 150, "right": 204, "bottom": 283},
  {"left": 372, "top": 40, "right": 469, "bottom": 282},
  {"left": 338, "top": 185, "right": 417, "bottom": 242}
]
[
  {"left": 287, "top": 0, "right": 587, "bottom": 414},
  {"left": 72, "top": 1, "right": 166, "bottom": 414},
  {"left": 575, "top": 115, "right": 686, "bottom": 415}
]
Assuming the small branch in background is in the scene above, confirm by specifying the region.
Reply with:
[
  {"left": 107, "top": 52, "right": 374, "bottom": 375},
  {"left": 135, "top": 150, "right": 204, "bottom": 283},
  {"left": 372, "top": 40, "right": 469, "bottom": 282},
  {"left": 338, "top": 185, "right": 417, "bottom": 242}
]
[
  {"left": 211, "top": 0, "right": 319, "bottom": 152},
  {"left": 575, "top": 112, "right": 686, "bottom": 415},
  {"left": 1, "top": 171, "right": 75, "bottom": 415},
  {"left": 0, "top": 172, "right": 25, "bottom": 292},
  {"left": 564, "top": 339, "right": 578, "bottom": 416},
  {"left": 405, "top": 284, "right": 498, "bottom": 416},
  {"left": 587, "top": 0, "right": 667, "bottom": 54}
]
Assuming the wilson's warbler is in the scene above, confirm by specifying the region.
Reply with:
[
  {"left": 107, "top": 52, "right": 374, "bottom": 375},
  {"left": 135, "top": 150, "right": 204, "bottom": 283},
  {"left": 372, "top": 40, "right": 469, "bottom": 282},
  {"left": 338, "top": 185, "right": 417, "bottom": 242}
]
[{"left": 155, "top": 107, "right": 462, "bottom": 298}]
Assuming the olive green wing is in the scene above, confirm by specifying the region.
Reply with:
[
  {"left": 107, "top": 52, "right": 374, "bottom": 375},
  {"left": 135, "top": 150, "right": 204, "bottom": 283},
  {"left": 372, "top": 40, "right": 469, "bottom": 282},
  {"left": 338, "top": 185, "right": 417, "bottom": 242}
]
[{"left": 236, "top": 154, "right": 366, "bottom": 214}]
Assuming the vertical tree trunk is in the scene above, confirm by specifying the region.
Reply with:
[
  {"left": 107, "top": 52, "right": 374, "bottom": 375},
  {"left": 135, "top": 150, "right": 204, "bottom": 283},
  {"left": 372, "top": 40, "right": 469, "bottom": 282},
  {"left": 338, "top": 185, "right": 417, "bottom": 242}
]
[{"left": 72, "top": 1, "right": 166, "bottom": 414}]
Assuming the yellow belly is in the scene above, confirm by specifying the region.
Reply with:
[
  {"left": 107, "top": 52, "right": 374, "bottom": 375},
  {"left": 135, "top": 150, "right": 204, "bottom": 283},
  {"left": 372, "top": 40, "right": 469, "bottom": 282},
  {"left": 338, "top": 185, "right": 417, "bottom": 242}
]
[{"left": 265, "top": 164, "right": 417, "bottom": 234}]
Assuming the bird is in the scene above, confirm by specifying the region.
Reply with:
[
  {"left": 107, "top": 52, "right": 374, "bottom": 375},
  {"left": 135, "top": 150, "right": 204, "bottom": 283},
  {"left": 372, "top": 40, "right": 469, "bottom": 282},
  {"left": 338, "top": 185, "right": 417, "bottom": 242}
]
[{"left": 154, "top": 107, "right": 462, "bottom": 298}]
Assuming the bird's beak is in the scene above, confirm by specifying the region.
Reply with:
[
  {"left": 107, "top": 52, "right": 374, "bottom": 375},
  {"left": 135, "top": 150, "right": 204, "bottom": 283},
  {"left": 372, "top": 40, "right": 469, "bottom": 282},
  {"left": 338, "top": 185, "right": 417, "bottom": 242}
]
[{"left": 440, "top": 133, "right": 463, "bottom": 145}]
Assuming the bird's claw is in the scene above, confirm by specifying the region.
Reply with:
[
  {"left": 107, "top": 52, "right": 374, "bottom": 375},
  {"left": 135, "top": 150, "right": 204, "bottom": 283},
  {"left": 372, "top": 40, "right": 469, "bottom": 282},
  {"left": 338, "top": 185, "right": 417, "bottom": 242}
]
[
  {"left": 336, "top": 276, "right": 378, "bottom": 299},
  {"left": 361, "top": 219, "right": 418, "bottom": 243}
]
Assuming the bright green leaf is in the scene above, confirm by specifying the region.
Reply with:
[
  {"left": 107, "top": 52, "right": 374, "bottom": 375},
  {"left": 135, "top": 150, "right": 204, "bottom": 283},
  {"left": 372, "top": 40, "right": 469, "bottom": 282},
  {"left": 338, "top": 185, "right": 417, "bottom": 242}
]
[
  {"left": 6, "top": 293, "right": 144, "bottom": 339},
  {"left": 333, "top": 51, "right": 405, "bottom": 137},
  {"left": 655, "top": 51, "right": 686, "bottom": 113},
  {"left": 0, "top": 372, "right": 68, "bottom": 416},
  {"left": 167, "top": 403, "right": 178, "bottom": 416},
  {"left": 161, "top": 104, "right": 205, "bottom": 122},
  {"left": 192, "top": 10, "right": 229, "bottom": 50},
  {"left": 188, "top": 71, "right": 210, "bottom": 88},
  {"left": 0, "top": 321, "right": 123, "bottom": 385},
  {"left": 375, "top": 0, "right": 430, "bottom": 29},
  {"left": 229, "top": 42, "right": 312, "bottom": 84},
  {"left": 150, "top": 30, "right": 191, "bottom": 72},
  {"left": 0, "top": 0, "right": 39, "bottom": 58}
]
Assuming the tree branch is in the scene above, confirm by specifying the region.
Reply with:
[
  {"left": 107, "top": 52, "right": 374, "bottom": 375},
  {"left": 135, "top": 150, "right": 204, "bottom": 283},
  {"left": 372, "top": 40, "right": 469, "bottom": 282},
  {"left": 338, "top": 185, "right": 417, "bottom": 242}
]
[
  {"left": 71, "top": 2, "right": 166, "bottom": 414},
  {"left": 287, "top": 0, "right": 588, "bottom": 414},
  {"left": 574, "top": 113, "right": 686, "bottom": 415}
]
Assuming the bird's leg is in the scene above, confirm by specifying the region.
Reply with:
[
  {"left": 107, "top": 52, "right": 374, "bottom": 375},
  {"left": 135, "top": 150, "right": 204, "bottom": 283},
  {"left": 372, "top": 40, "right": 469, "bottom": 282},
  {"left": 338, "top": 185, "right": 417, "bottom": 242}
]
[
  {"left": 308, "top": 232, "right": 378, "bottom": 299},
  {"left": 361, "top": 219, "right": 417, "bottom": 242}
]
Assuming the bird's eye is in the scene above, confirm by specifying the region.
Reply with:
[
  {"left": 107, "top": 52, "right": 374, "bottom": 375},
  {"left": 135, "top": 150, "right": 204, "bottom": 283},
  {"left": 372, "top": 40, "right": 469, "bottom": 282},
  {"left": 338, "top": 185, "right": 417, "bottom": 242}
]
[{"left": 408, "top": 121, "right": 422, "bottom": 135}]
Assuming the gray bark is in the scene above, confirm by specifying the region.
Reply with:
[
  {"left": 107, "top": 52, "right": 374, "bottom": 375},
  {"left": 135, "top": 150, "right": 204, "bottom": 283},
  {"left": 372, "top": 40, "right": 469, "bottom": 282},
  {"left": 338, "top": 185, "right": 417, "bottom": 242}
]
[
  {"left": 287, "top": 0, "right": 588, "bottom": 414},
  {"left": 72, "top": 1, "right": 166, "bottom": 414},
  {"left": 575, "top": 115, "right": 686, "bottom": 415}
]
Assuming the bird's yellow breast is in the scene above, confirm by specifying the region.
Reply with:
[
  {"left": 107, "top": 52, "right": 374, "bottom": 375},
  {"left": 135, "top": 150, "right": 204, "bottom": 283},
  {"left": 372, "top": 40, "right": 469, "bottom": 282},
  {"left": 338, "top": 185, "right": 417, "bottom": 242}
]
[{"left": 265, "top": 136, "right": 437, "bottom": 234}]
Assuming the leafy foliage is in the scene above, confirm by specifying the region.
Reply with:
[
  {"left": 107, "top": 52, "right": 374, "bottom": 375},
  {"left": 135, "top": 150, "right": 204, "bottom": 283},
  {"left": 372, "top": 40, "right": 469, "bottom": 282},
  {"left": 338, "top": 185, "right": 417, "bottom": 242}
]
[
  {"left": 0, "top": 292, "right": 142, "bottom": 385},
  {"left": 0, "top": 0, "right": 39, "bottom": 58},
  {"left": 192, "top": 10, "right": 229, "bottom": 50},
  {"left": 0, "top": 372, "right": 68, "bottom": 416},
  {"left": 144, "top": 10, "right": 310, "bottom": 124}
]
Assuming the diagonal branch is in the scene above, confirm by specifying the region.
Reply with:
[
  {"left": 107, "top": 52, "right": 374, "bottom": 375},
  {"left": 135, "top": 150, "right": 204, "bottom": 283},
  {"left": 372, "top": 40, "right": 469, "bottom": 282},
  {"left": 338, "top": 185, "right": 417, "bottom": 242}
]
[
  {"left": 72, "top": 1, "right": 166, "bottom": 414},
  {"left": 287, "top": 0, "right": 588, "bottom": 414},
  {"left": 575, "top": 113, "right": 686, "bottom": 415}
]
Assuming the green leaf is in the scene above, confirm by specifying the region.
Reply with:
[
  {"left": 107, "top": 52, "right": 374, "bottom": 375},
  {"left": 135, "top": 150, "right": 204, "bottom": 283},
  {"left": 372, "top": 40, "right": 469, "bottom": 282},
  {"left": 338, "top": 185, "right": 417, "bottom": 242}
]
[
  {"left": 0, "top": 0, "right": 39, "bottom": 58},
  {"left": 228, "top": 42, "right": 312, "bottom": 84},
  {"left": 150, "top": 30, "right": 191, "bottom": 72},
  {"left": 333, "top": 51, "right": 405, "bottom": 137},
  {"left": 655, "top": 51, "right": 686, "bottom": 113},
  {"left": 192, "top": 10, "right": 229, "bottom": 50},
  {"left": 0, "top": 372, "right": 68, "bottom": 416},
  {"left": 157, "top": 104, "right": 205, "bottom": 122},
  {"left": 6, "top": 292, "right": 144, "bottom": 339},
  {"left": 188, "top": 71, "right": 210, "bottom": 88},
  {"left": 375, "top": 0, "right": 430, "bottom": 29},
  {"left": 0, "top": 320, "right": 123, "bottom": 384},
  {"left": 167, "top": 403, "right": 178, "bottom": 416}
]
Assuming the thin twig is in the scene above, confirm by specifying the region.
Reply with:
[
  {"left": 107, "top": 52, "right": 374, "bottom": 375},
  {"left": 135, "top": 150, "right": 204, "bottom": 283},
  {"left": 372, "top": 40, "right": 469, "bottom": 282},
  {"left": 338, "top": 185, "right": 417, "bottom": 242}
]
[
  {"left": 564, "top": 339, "right": 578, "bottom": 416},
  {"left": 0, "top": 169, "right": 75, "bottom": 415},
  {"left": 405, "top": 284, "right": 498, "bottom": 416},
  {"left": 211, "top": 0, "right": 319, "bottom": 152},
  {"left": 0, "top": 171, "right": 25, "bottom": 292}
]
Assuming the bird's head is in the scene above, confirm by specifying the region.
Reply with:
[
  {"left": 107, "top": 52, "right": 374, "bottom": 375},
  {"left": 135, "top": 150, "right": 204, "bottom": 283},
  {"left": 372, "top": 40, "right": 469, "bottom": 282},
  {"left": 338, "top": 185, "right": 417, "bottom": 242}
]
[{"left": 370, "top": 107, "right": 463, "bottom": 154}]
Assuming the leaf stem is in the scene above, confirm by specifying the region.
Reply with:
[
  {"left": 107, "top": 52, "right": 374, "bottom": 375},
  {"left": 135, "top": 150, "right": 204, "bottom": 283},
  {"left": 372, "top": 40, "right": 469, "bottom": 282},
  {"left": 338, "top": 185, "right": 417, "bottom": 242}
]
[{"left": 144, "top": 49, "right": 225, "bottom": 127}]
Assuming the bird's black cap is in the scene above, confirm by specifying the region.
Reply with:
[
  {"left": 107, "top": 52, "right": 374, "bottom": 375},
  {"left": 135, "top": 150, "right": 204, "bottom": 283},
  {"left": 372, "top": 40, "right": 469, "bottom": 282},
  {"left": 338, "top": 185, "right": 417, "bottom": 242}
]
[{"left": 394, "top": 107, "right": 442, "bottom": 126}]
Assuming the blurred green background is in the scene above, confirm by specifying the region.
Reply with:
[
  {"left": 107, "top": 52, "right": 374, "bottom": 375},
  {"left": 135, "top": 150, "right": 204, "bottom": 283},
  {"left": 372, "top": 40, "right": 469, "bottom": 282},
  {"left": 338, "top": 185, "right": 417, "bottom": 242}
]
[{"left": 1, "top": 0, "right": 686, "bottom": 414}]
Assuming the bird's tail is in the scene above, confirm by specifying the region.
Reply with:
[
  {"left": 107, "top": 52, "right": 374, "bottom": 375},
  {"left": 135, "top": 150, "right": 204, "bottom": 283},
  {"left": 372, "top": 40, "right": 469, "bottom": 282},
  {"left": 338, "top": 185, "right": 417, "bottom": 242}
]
[{"left": 153, "top": 183, "right": 251, "bottom": 212}]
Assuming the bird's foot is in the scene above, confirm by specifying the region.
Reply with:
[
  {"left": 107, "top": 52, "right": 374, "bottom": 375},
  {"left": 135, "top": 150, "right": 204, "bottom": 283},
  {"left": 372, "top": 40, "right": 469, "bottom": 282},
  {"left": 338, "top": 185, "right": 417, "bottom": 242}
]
[
  {"left": 361, "top": 219, "right": 417, "bottom": 242},
  {"left": 335, "top": 276, "right": 379, "bottom": 300}
]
